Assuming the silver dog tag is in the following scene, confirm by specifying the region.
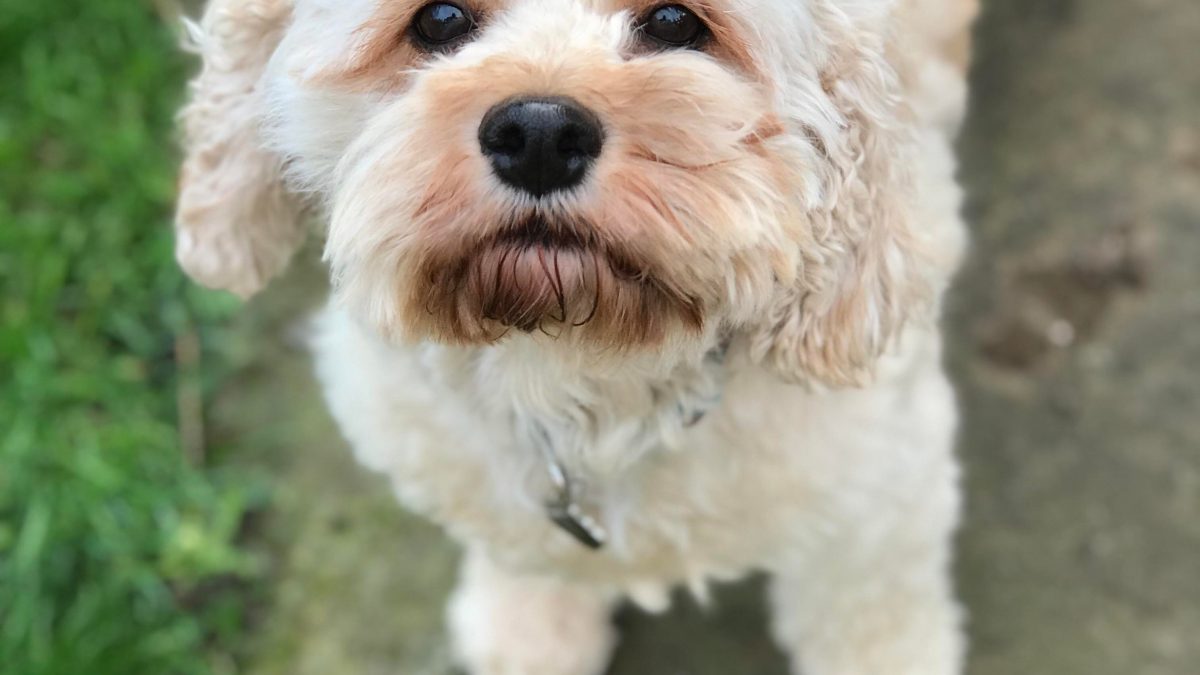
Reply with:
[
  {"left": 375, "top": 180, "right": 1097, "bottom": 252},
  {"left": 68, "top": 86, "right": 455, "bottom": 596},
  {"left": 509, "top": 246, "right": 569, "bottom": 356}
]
[
  {"left": 537, "top": 429, "right": 607, "bottom": 550},
  {"left": 545, "top": 493, "right": 607, "bottom": 550}
]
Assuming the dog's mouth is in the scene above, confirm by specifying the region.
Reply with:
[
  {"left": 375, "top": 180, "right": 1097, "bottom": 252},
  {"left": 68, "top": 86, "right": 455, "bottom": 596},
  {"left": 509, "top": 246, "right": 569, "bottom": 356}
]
[
  {"left": 494, "top": 215, "right": 593, "bottom": 253},
  {"left": 472, "top": 215, "right": 623, "bottom": 333},
  {"left": 412, "top": 214, "right": 703, "bottom": 346}
]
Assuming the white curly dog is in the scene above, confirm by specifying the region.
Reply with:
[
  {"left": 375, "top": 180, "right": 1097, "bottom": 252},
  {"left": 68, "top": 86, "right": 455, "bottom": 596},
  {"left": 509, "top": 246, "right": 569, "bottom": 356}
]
[{"left": 175, "top": 1, "right": 978, "bottom": 672}]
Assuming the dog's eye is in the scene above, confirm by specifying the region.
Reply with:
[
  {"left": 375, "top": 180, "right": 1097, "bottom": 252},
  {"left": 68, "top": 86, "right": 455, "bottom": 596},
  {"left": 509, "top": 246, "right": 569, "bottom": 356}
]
[
  {"left": 638, "top": 5, "right": 708, "bottom": 48},
  {"left": 413, "top": 2, "right": 475, "bottom": 48}
]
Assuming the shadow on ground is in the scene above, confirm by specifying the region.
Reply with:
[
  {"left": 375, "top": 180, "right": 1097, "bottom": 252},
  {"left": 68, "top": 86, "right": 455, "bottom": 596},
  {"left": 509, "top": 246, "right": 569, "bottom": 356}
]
[{"left": 210, "top": 1, "right": 1200, "bottom": 673}]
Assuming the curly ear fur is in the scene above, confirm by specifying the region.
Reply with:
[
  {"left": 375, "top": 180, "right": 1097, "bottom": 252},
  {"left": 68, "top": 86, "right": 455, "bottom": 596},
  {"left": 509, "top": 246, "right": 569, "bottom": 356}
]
[
  {"left": 751, "top": 6, "right": 936, "bottom": 388},
  {"left": 175, "top": 0, "right": 302, "bottom": 298}
]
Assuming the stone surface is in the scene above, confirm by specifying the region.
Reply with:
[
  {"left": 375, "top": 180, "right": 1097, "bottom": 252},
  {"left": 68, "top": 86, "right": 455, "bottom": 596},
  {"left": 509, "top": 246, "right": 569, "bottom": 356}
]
[
  {"left": 213, "top": 0, "right": 1200, "bottom": 672},
  {"left": 951, "top": 1, "right": 1200, "bottom": 673}
]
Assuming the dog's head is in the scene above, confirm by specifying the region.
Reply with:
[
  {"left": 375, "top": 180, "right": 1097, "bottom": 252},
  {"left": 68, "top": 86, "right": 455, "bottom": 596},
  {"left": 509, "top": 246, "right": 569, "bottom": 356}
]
[{"left": 176, "top": 0, "right": 936, "bottom": 385}]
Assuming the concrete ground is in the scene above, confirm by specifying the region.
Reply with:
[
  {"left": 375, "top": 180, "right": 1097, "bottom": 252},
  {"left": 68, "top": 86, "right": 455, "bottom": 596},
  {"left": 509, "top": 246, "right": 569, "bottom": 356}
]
[{"left": 212, "top": 0, "right": 1200, "bottom": 672}]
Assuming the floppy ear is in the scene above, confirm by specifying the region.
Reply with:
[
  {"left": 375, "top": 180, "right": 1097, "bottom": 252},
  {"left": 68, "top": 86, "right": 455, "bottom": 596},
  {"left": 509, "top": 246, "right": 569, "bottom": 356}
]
[
  {"left": 751, "top": 13, "right": 933, "bottom": 388},
  {"left": 175, "top": 0, "right": 303, "bottom": 299}
]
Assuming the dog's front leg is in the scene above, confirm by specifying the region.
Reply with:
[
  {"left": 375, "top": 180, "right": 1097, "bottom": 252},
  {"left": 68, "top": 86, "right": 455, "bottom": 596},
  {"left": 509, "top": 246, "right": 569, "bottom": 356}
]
[
  {"left": 447, "top": 548, "right": 618, "bottom": 675},
  {"left": 767, "top": 519, "right": 964, "bottom": 674}
]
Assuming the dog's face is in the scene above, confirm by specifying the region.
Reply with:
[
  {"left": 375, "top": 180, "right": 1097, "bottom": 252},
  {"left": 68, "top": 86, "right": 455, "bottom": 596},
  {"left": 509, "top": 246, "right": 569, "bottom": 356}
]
[
  {"left": 295, "top": 0, "right": 809, "bottom": 349},
  {"left": 177, "top": 0, "right": 931, "bottom": 385}
]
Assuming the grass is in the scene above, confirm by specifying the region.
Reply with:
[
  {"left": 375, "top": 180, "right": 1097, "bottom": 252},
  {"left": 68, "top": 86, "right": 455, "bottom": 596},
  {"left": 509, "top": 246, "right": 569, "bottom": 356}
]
[{"left": 0, "top": 2, "right": 262, "bottom": 674}]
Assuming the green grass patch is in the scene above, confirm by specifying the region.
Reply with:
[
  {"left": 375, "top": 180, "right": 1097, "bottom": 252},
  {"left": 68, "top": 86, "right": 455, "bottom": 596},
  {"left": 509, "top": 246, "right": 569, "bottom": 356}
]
[{"left": 0, "top": 2, "right": 262, "bottom": 674}]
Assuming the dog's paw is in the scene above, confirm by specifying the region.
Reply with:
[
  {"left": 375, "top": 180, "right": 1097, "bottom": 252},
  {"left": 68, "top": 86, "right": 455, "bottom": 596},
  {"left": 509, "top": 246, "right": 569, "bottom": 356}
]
[
  {"left": 448, "top": 557, "right": 615, "bottom": 675},
  {"left": 450, "top": 605, "right": 615, "bottom": 675}
]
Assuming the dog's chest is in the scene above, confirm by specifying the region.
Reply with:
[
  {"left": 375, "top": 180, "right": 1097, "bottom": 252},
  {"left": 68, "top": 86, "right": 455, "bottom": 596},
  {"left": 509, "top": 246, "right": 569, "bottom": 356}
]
[
  {"left": 424, "top": 399, "right": 799, "bottom": 587},
  {"left": 314, "top": 313, "right": 809, "bottom": 584},
  {"left": 420, "top": 341, "right": 781, "bottom": 567}
]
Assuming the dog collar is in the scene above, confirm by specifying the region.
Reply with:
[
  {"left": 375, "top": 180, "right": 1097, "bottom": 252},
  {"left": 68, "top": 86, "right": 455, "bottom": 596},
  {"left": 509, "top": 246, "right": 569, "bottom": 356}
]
[{"left": 536, "top": 339, "right": 730, "bottom": 550}]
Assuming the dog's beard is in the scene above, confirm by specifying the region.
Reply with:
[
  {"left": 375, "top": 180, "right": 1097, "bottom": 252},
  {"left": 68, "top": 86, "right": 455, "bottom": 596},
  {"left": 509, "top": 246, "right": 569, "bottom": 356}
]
[{"left": 411, "top": 214, "right": 704, "bottom": 347}]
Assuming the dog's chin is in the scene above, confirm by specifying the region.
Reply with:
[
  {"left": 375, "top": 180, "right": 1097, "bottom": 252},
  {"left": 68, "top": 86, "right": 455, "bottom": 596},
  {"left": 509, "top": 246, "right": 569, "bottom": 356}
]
[{"left": 408, "top": 216, "right": 705, "bottom": 348}]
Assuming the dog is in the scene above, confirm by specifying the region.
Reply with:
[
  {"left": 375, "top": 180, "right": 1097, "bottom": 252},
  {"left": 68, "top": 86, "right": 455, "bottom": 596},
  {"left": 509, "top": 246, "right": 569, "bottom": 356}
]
[{"left": 175, "top": 0, "right": 978, "bottom": 673}]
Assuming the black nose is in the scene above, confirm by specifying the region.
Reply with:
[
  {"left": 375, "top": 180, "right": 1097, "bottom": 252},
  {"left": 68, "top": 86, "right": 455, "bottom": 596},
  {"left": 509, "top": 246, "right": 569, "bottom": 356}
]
[{"left": 478, "top": 97, "right": 604, "bottom": 198}]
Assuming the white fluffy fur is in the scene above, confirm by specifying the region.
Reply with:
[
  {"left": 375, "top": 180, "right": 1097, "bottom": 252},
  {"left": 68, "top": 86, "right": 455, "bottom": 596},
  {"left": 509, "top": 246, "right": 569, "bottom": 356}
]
[{"left": 176, "top": 0, "right": 978, "bottom": 673}]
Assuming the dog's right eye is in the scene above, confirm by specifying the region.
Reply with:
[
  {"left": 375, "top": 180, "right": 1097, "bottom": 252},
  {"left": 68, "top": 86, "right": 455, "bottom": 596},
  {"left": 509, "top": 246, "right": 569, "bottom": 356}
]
[
  {"left": 413, "top": 2, "right": 476, "bottom": 49},
  {"left": 638, "top": 4, "right": 708, "bottom": 49}
]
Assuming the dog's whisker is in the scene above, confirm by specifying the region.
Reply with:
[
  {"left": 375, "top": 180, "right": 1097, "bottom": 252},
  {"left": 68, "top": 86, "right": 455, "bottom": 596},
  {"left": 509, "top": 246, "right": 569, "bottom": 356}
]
[
  {"left": 533, "top": 246, "right": 567, "bottom": 325},
  {"left": 574, "top": 250, "right": 602, "bottom": 328},
  {"left": 551, "top": 248, "right": 568, "bottom": 324}
]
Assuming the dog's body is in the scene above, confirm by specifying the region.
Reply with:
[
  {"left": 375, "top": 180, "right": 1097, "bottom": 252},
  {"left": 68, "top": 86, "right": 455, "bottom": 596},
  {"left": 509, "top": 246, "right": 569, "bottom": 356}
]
[
  {"left": 316, "top": 299, "right": 962, "bottom": 674},
  {"left": 176, "top": 1, "right": 978, "bottom": 673}
]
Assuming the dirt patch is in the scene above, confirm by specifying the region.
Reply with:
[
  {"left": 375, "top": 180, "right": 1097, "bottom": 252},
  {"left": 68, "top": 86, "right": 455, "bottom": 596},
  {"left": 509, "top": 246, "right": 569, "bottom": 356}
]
[{"left": 977, "top": 223, "right": 1153, "bottom": 369}]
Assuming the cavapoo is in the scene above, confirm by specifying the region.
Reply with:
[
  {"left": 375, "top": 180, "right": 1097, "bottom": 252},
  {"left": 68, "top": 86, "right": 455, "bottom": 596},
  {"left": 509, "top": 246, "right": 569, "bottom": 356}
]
[{"left": 175, "top": 0, "right": 978, "bottom": 672}]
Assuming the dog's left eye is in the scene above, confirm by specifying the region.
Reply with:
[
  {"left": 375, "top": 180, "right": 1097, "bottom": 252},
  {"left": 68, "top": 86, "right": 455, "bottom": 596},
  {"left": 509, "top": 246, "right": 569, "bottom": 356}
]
[
  {"left": 638, "top": 5, "right": 708, "bottom": 48},
  {"left": 413, "top": 2, "right": 476, "bottom": 48}
]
